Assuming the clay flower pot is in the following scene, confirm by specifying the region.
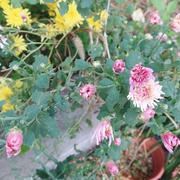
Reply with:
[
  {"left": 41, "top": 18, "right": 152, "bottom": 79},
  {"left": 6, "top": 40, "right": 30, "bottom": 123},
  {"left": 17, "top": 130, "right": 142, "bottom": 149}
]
[{"left": 141, "top": 138, "right": 165, "bottom": 180}]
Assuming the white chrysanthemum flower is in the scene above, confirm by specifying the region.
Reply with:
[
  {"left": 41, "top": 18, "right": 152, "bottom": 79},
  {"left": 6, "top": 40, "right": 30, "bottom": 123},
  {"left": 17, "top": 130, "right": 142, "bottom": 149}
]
[
  {"left": 131, "top": 8, "right": 145, "bottom": 23},
  {"left": 127, "top": 80, "right": 164, "bottom": 111}
]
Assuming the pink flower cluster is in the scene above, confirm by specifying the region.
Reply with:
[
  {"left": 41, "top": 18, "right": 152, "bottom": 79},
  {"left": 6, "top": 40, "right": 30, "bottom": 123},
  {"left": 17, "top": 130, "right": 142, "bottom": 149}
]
[
  {"left": 92, "top": 120, "right": 114, "bottom": 146},
  {"left": 156, "top": 32, "right": 168, "bottom": 41},
  {"left": 79, "top": 84, "right": 95, "bottom": 100},
  {"left": 171, "top": 13, "right": 180, "bottom": 33},
  {"left": 114, "top": 137, "right": 121, "bottom": 146},
  {"left": 140, "top": 107, "right": 155, "bottom": 121},
  {"left": 112, "top": 59, "right": 125, "bottom": 74},
  {"left": 6, "top": 130, "right": 23, "bottom": 158},
  {"left": 148, "top": 11, "right": 163, "bottom": 25},
  {"left": 162, "top": 132, "right": 180, "bottom": 154},
  {"left": 105, "top": 161, "right": 119, "bottom": 176},
  {"left": 128, "top": 63, "right": 164, "bottom": 111}
]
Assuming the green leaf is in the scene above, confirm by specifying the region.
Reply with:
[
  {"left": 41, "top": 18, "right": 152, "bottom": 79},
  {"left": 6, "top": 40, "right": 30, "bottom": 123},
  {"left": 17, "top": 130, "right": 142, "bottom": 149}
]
[
  {"left": 125, "top": 108, "right": 139, "bottom": 126},
  {"left": 80, "top": 0, "right": 93, "bottom": 8},
  {"left": 105, "top": 87, "right": 120, "bottom": 112},
  {"left": 23, "top": 131, "right": 35, "bottom": 146},
  {"left": 24, "top": 104, "right": 41, "bottom": 120},
  {"left": 32, "top": 91, "right": 51, "bottom": 108},
  {"left": 125, "top": 50, "right": 144, "bottom": 69},
  {"left": 20, "top": 145, "right": 30, "bottom": 155},
  {"left": 167, "top": 0, "right": 177, "bottom": 14},
  {"left": 35, "top": 74, "right": 49, "bottom": 89},
  {"left": 60, "top": 57, "right": 72, "bottom": 68},
  {"left": 33, "top": 54, "right": 48, "bottom": 73},
  {"left": 0, "top": 139, "right": 6, "bottom": 148},
  {"left": 162, "top": 81, "right": 176, "bottom": 98},
  {"left": 88, "top": 44, "right": 103, "bottom": 58},
  {"left": 59, "top": 1, "right": 69, "bottom": 16},
  {"left": 54, "top": 93, "right": 70, "bottom": 111},
  {"left": 74, "top": 59, "right": 90, "bottom": 70},
  {"left": 25, "top": 0, "right": 38, "bottom": 4},
  {"left": 0, "top": 100, "right": 5, "bottom": 110},
  {"left": 11, "top": 0, "right": 22, "bottom": 7},
  {"left": 39, "top": 113, "right": 60, "bottom": 137},
  {"left": 43, "top": 0, "right": 55, "bottom": 2},
  {"left": 125, "top": 4, "right": 135, "bottom": 15},
  {"left": 108, "top": 146, "right": 121, "bottom": 161},
  {"left": 151, "top": 0, "right": 166, "bottom": 12},
  {"left": 99, "top": 78, "right": 114, "bottom": 87}
]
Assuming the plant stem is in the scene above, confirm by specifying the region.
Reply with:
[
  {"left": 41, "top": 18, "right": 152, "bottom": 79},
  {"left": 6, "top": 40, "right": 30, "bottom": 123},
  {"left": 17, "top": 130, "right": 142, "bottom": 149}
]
[
  {"left": 164, "top": 112, "right": 179, "bottom": 129},
  {"left": 103, "top": 0, "right": 111, "bottom": 59}
]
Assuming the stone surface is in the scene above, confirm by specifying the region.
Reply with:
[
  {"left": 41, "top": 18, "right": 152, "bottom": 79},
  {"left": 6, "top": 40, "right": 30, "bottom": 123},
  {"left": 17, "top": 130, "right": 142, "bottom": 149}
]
[{"left": 0, "top": 99, "right": 101, "bottom": 180}]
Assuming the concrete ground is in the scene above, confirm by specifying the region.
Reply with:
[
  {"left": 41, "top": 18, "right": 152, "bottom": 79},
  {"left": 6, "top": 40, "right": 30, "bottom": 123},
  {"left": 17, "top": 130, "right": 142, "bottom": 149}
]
[{"left": 0, "top": 99, "right": 101, "bottom": 180}]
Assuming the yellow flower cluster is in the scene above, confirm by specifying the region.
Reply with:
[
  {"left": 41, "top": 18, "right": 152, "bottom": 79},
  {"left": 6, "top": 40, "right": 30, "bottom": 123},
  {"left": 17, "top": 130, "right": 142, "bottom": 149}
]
[
  {"left": 0, "top": 0, "right": 32, "bottom": 28},
  {"left": 39, "top": 23, "right": 58, "bottom": 39},
  {"left": 87, "top": 10, "right": 108, "bottom": 32},
  {"left": 53, "top": 1, "right": 83, "bottom": 34},
  {"left": 0, "top": 83, "right": 14, "bottom": 112},
  {"left": 11, "top": 35, "right": 27, "bottom": 56}
]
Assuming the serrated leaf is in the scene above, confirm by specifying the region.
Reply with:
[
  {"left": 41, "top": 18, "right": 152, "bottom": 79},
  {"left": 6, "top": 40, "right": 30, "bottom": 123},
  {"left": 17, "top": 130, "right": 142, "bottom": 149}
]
[
  {"left": 125, "top": 108, "right": 138, "bottom": 126},
  {"left": 59, "top": 1, "right": 68, "bottom": 16},
  {"left": 80, "top": 0, "right": 93, "bottom": 8},
  {"left": 151, "top": 0, "right": 166, "bottom": 12},
  {"left": 24, "top": 104, "right": 41, "bottom": 120},
  {"left": 25, "top": 0, "right": 38, "bottom": 4},
  {"left": 105, "top": 87, "right": 120, "bottom": 112},
  {"left": 43, "top": 0, "right": 55, "bottom": 2},
  {"left": 167, "top": 1, "right": 177, "bottom": 14},
  {"left": 88, "top": 44, "right": 103, "bottom": 58},
  {"left": 35, "top": 74, "right": 49, "bottom": 89},
  {"left": 125, "top": 50, "right": 144, "bottom": 69},
  {"left": 99, "top": 78, "right": 114, "bottom": 87},
  {"left": 33, "top": 54, "right": 48, "bottom": 72},
  {"left": 74, "top": 59, "right": 90, "bottom": 70},
  {"left": 162, "top": 81, "right": 176, "bottom": 98},
  {"left": 11, "top": 0, "right": 22, "bottom": 7},
  {"left": 60, "top": 57, "right": 72, "bottom": 67},
  {"left": 54, "top": 93, "right": 70, "bottom": 111},
  {"left": 32, "top": 91, "right": 51, "bottom": 108},
  {"left": 39, "top": 113, "right": 60, "bottom": 137},
  {"left": 23, "top": 131, "right": 35, "bottom": 146}
]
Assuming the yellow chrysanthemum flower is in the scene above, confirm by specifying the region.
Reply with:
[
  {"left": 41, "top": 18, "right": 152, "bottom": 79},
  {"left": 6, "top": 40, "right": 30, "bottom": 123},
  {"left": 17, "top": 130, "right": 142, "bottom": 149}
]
[
  {"left": 63, "top": 1, "right": 83, "bottom": 29},
  {"left": 87, "top": 9, "right": 108, "bottom": 33},
  {"left": 14, "top": 80, "right": 23, "bottom": 89},
  {"left": 0, "top": 85, "right": 13, "bottom": 101},
  {"left": 39, "top": 23, "right": 58, "bottom": 39},
  {"left": 3, "top": 6, "right": 32, "bottom": 28},
  {"left": 54, "top": 1, "right": 83, "bottom": 34},
  {"left": 100, "top": 10, "right": 108, "bottom": 22},
  {"left": 0, "top": 0, "right": 10, "bottom": 10},
  {"left": 1, "top": 101, "right": 14, "bottom": 112},
  {"left": 87, "top": 17, "right": 102, "bottom": 32},
  {"left": 11, "top": 35, "right": 27, "bottom": 56}
]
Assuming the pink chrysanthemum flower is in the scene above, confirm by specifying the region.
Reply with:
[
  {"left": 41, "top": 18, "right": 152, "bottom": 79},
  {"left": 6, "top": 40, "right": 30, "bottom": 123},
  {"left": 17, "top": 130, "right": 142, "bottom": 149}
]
[
  {"left": 127, "top": 80, "right": 164, "bottom": 111},
  {"left": 6, "top": 130, "right": 23, "bottom": 158},
  {"left": 105, "top": 161, "right": 119, "bottom": 176},
  {"left": 162, "top": 132, "right": 180, "bottom": 154},
  {"left": 156, "top": 32, "right": 168, "bottom": 41},
  {"left": 114, "top": 137, "right": 121, "bottom": 146},
  {"left": 0, "top": 34, "right": 8, "bottom": 49},
  {"left": 78, "top": 84, "right": 95, "bottom": 100},
  {"left": 140, "top": 107, "right": 155, "bottom": 121},
  {"left": 129, "top": 63, "right": 155, "bottom": 88},
  {"left": 112, "top": 59, "right": 125, "bottom": 74},
  {"left": 171, "top": 13, "right": 180, "bottom": 33},
  {"left": 178, "top": 52, "right": 180, "bottom": 57},
  {"left": 148, "top": 10, "right": 163, "bottom": 25},
  {"left": 92, "top": 120, "right": 114, "bottom": 146}
]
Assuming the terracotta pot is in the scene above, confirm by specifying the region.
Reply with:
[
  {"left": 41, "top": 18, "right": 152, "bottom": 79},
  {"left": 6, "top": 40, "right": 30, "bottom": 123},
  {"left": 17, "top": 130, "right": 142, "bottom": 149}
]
[{"left": 141, "top": 138, "right": 165, "bottom": 180}]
